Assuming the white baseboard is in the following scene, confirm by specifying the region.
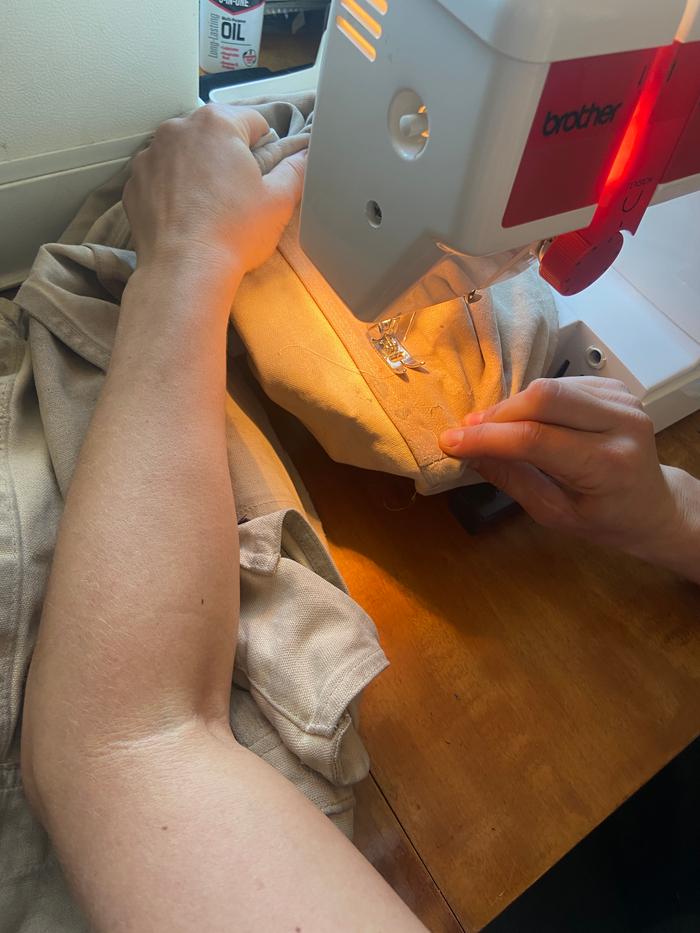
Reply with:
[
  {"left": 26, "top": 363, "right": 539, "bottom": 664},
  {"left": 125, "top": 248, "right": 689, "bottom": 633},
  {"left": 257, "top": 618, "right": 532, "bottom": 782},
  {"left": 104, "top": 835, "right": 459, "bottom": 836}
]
[{"left": 0, "top": 134, "right": 147, "bottom": 289}]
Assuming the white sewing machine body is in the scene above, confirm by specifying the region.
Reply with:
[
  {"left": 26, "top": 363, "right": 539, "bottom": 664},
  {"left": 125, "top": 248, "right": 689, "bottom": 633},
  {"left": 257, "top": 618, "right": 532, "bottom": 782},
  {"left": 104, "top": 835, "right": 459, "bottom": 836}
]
[
  {"left": 2, "top": 0, "right": 700, "bottom": 432},
  {"left": 223, "top": 0, "right": 700, "bottom": 432},
  {"left": 550, "top": 197, "right": 700, "bottom": 432}
]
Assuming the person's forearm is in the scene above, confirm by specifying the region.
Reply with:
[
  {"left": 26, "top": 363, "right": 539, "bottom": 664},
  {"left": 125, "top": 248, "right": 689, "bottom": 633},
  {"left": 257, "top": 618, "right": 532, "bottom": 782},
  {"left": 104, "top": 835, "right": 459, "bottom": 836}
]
[
  {"left": 23, "top": 257, "right": 242, "bottom": 795},
  {"left": 20, "top": 107, "right": 428, "bottom": 932},
  {"left": 22, "top": 256, "right": 427, "bottom": 933},
  {"left": 627, "top": 466, "right": 700, "bottom": 584}
]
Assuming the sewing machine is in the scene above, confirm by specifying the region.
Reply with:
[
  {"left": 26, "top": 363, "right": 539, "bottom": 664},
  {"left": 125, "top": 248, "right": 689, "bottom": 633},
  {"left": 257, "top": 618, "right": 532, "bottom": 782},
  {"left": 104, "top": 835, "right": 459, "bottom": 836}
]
[
  {"left": 227, "top": 0, "right": 700, "bottom": 432},
  {"left": 3, "top": 0, "right": 700, "bottom": 432}
]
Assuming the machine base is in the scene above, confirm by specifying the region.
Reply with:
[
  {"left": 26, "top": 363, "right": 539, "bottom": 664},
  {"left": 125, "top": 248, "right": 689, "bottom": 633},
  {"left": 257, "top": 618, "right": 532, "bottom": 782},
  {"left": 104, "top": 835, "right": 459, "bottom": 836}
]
[{"left": 549, "top": 267, "right": 700, "bottom": 432}]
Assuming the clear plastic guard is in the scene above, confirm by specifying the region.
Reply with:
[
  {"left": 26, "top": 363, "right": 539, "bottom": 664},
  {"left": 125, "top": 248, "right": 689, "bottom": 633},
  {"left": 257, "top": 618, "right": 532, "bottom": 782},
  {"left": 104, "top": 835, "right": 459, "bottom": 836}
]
[
  {"left": 436, "top": 239, "right": 544, "bottom": 298},
  {"left": 367, "top": 240, "right": 546, "bottom": 375}
]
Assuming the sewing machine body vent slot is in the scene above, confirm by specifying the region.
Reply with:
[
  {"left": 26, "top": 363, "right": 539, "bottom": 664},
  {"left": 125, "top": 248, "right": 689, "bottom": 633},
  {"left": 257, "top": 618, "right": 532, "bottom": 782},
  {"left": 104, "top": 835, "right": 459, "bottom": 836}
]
[{"left": 335, "top": 0, "right": 387, "bottom": 62}]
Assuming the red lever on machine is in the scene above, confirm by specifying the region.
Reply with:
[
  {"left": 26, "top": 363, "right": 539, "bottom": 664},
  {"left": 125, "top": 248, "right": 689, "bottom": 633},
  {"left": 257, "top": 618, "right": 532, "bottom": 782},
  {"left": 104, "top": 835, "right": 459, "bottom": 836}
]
[{"left": 541, "top": 40, "right": 700, "bottom": 296}]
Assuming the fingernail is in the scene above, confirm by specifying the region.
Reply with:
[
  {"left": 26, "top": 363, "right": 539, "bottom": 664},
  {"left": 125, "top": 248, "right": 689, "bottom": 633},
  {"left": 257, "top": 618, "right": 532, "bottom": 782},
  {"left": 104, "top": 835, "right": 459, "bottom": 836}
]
[
  {"left": 439, "top": 428, "right": 465, "bottom": 450},
  {"left": 464, "top": 412, "right": 483, "bottom": 425}
]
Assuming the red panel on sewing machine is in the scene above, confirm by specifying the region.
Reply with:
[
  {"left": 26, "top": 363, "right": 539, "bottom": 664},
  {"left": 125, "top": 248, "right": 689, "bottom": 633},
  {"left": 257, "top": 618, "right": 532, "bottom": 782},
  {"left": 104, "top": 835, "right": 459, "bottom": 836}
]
[
  {"left": 502, "top": 48, "right": 656, "bottom": 229},
  {"left": 661, "top": 40, "right": 700, "bottom": 183}
]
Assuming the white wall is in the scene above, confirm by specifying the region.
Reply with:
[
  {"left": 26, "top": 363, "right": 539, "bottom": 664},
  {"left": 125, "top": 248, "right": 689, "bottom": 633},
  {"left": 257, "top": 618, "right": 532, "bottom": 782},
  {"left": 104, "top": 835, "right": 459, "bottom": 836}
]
[
  {"left": 0, "top": 0, "right": 200, "bottom": 286},
  {"left": 0, "top": 0, "right": 200, "bottom": 163}
]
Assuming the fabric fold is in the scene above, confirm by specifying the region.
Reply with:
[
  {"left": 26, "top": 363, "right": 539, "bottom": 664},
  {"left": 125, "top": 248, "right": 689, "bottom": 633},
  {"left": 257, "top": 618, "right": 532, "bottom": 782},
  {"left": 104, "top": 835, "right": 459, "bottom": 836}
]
[{"left": 235, "top": 510, "right": 388, "bottom": 785}]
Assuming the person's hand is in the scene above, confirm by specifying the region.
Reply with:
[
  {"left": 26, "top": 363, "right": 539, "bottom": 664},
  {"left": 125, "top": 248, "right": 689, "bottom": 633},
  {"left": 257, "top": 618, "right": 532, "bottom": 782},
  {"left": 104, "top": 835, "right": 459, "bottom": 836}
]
[
  {"left": 439, "top": 377, "right": 694, "bottom": 560},
  {"left": 123, "top": 104, "right": 306, "bottom": 288}
]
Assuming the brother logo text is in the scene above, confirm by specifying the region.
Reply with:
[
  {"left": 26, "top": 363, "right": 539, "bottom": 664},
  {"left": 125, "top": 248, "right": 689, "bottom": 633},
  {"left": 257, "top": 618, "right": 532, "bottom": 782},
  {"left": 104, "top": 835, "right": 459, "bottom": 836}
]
[{"left": 543, "top": 102, "right": 623, "bottom": 136}]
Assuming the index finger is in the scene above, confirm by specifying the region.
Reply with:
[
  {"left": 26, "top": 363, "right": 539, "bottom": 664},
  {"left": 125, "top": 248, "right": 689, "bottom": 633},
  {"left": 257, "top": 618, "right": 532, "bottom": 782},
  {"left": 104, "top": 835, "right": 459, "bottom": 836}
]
[
  {"left": 440, "top": 420, "right": 599, "bottom": 489},
  {"left": 263, "top": 150, "right": 307, "bottom": 215},
  {"left": 206, "top": 104, "right": 271, "bottom": 148},
  {"left": 463, "top": 378, "right": 634, "bottom": 433}
]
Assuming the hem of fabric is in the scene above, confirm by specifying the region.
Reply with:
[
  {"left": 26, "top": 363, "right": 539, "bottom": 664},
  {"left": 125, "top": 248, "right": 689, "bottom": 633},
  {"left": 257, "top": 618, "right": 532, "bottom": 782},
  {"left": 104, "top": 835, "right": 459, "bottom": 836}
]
[
  {"left": 0, "top": 348, "right": 27, "bottom": 759},
  {"left": 274, "top": 237, "right": 424, "bottom": 477},
  {"left": 247, "top": 645, "right": 389, "bottom": 740},
  {"left": 19, "top": 266, "right": 112, "bottom": 370},
  {"left": 311, "top": 646, "right": 390, "bottom": 735},
  {"left": 322, "top": 793, "right": 355, "bottom": 816}
]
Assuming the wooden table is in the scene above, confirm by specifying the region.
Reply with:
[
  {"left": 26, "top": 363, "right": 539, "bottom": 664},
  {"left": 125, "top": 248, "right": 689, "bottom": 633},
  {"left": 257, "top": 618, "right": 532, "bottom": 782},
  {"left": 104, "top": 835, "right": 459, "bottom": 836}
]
[{"left": 268, "top": 406, "right": 700, "bottom": 932}]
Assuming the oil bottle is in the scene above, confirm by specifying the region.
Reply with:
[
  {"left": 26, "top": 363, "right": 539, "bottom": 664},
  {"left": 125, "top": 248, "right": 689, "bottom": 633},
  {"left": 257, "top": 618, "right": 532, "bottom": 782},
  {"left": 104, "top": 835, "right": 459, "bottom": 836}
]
[{"left": 200, "top": 0, "right": 266, "bottom": 74}]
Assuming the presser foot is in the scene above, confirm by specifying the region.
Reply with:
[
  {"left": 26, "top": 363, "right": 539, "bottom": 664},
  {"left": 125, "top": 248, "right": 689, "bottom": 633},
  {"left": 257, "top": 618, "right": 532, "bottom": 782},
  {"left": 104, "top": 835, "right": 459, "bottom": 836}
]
[{"left": 367, "top": 318, "right": 425, "bottom": 375}]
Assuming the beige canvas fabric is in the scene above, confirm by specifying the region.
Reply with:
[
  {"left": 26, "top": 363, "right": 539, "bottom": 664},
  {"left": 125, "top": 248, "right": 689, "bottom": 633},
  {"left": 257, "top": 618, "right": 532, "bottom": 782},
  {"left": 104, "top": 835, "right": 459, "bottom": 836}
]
[
  {"left": 237, "top": 220, "right": 559, "bottom": 494},
  {"left": 225, "top": 96, "right": 559, "bottom": 495}
]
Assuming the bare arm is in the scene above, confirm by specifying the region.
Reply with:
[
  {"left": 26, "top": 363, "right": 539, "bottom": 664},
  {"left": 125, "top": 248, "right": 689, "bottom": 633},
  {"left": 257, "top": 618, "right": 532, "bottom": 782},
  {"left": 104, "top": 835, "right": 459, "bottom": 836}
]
[
  {"left": 22, "top": 106, "right": 426, "bottom": 933},
  {"left": 440, "top": 376, "right": 700, "bottom": 583}
]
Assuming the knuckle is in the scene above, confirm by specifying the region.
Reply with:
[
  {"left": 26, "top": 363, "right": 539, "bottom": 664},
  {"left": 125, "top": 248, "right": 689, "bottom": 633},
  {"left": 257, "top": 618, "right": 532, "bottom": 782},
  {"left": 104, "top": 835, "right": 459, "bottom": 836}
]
[
  {"left": 611, "top": 378, "right": 631, "bottom": 395},
  {"left": 596, "top": 377, "right": 629, "bottom": 395},
  {"left": 199, "top": 103, "right": 221, "bottom": 119},
  {"left": 625, "top": 406, "right": 654, "bottom": 438},
  {"left": 519, "top": 420, "right": 544, "bottom": 450},
  {"left": 157, "top": 116, "right": 183, "bottom": 136},
  {"left": 195, "top": 105, "right": 228, "bottom": 130},
  {"left": 600, "top": 438, "right": 638, "bottom": 476},
  {"left": 216, "top": 104, "right": 266, "bottom": 130},
  {"left": 527, "top": 378, "right": 559, "bottom": 407},
  {"left": 601, "top": 441, "right": 625, "bottom": 467},
  {"left": 238, "top": 105, "right": 265, "bottom": 124}
]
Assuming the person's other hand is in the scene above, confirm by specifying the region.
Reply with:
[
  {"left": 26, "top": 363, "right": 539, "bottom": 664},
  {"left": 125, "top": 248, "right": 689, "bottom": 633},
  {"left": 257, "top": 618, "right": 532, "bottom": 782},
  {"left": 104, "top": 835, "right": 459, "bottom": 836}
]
[
  {"left": 123, "top": 104, "right": 306, "bottom": 287},
  {"left": 439, "top": 377, "right": 690, "bottom": 558}
]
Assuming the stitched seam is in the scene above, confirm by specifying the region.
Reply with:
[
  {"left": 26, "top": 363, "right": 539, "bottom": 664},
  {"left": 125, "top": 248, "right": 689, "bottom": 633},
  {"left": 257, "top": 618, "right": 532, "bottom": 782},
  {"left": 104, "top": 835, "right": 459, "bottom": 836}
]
[
  {"left": 330, "top": 714, "right": 351, "bottom": 785},
  {"left": 282, "top": 511, "right": 346, "bottom": 590},
  {"left": 18, "top": 276, "right": 112, "bottom": 368},
  {"left": 241, "top": 729, "right": 285, "bottom": 758},
  {"left": 237, "top": 495, "right": 300, "bottom": 520},
  {"left": 313, "top": 646, "right": 389, "bottom": 728},
  {"left": 0, "top": 342, "right": 26, "bottom": 759},
  {"left": 274, "top": 241, "right": 424, "bottom": 475},
  {"left": 322, "top": 794, "right": 355, "bottom": 815},
  {"left": 245, "top": 645, "right": 388, "bottom": 738}
]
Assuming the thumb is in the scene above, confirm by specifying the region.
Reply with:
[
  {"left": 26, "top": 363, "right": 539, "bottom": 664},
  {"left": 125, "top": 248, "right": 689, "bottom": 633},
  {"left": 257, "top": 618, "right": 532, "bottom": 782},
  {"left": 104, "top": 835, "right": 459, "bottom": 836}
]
[{"left": 263, "top": 149, "right": 307, "bottom": 215}]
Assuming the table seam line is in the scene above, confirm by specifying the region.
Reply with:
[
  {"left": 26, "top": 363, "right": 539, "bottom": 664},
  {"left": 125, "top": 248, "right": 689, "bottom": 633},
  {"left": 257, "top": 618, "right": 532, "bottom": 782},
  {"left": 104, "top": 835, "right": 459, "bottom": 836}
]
[{"left": 369, "top": 770, "right": 467, "bottom": 933}]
